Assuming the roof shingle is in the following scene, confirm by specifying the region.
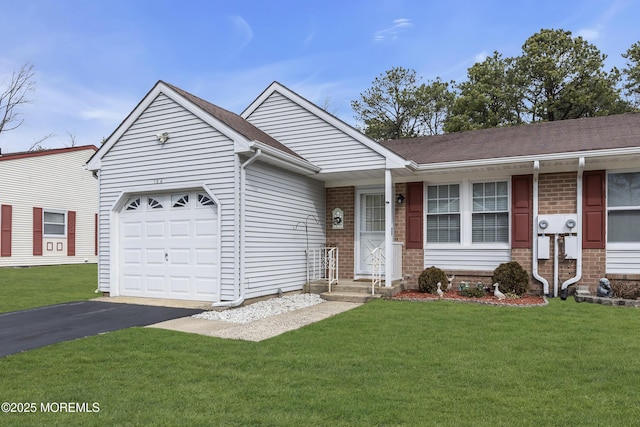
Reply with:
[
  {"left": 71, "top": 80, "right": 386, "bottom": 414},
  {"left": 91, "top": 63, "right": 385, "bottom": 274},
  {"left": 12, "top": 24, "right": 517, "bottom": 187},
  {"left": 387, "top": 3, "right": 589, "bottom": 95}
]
[{"left": 380, "top": 113, "right": 640, "bottom": 164}]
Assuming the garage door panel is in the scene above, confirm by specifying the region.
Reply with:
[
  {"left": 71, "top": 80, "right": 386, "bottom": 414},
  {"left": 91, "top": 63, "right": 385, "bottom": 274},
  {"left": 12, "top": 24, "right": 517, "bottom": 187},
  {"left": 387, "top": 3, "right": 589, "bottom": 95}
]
[
  {"left": 195, "top": 277, "right": 217, "bottom": 295},
  {"left": 145, "top": 221, "right": 165, "bottom": 238},
  {"left": 122, "top": 275, "right": 142, "bottom": 292},
  {"left": 122, "top": 221, "right": 143, "bottom": 238},
  {"left": 169, "top": 248, "right": 190, "bottom": 265},
  {"left": 195, "top": 218, "right": 217, "bottom": 236},
  {"left": 195, "top": 248, "right": 217, "bottom": 265},
  {"left": 170, "top": 276, "right": 191, "bottom": 294},
  {"left": 119, "top": 191, "right": 219, "bottom": 302},
  {"left": 146, "top": 249, "right": 166, "bottom": 265},
  {"left": 146, "top": 276, "right": 165, "bottom": 292},
  {"left": 123, "top": 248, "right": 142, "bottom": 265},
  {"left": 169, "top": 220, "right": 190, "bottom": 237}
]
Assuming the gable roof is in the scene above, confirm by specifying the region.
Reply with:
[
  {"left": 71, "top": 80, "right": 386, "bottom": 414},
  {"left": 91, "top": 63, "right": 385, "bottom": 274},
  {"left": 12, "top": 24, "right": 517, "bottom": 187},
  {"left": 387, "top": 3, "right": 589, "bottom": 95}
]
[
  {"left": 381, "top": 113, "right": 640, "bottom": 166},
  {"left": 161, "top": 82, "right": 303, "bottom": 160},
  {"left": 87, "top": 81, "right": 311, "bottom": 171},
  {"left": 242, "top": 81, "right": 409, "bottom": 170}
]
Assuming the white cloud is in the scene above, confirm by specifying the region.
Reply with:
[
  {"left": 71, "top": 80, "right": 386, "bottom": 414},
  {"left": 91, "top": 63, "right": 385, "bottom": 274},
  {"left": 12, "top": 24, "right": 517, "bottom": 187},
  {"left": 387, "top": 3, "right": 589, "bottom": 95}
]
[
  {"left": 576, "top": 27, "right": 600, "bottom": 41},
  {"left": 373, "top": 18, "right": 413, "bottom": 42}
]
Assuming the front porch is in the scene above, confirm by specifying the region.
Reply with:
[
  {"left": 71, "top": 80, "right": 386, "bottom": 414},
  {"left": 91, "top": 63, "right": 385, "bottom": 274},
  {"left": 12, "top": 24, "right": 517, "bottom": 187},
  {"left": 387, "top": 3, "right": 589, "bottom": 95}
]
[
  {"left": 304, "top": 279, "right": 405, "bottom": 303},
  {"left": 306, "top": 245, "right": 405, "bottom": 303}
]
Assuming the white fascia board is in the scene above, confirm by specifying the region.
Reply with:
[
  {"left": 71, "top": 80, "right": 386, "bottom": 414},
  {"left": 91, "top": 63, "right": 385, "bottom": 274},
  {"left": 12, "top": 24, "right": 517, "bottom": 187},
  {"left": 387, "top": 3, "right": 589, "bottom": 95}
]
[
  {"left": 86, "top": 81, "right": 251, "bottom": 171},
  {"left": 246, "top": 140, "right": 322, "bottom": 175},
  {"left": 243, "top": 82, "right": 408, "bottom": 169},
  {"left": 414, "top": 147, "right": 640, "bottom": 172}
]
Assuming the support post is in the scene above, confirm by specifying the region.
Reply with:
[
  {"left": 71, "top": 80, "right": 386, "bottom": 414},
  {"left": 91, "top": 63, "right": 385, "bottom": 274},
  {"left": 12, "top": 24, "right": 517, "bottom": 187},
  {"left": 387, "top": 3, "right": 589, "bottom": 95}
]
[{"left": 385, "top": 169, "right": 394, "bottom": 287}]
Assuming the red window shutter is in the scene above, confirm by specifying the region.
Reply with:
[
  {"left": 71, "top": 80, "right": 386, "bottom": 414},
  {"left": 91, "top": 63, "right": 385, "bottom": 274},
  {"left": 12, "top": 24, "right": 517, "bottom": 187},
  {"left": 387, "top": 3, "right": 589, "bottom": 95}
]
[
  {"left": 405, "top": 182, "right": 424, "bottom": 249},
  {"left": 33, "top": 207, "right": 43, "bottom": 256},
  {"left": 67, "top": 211, "right": 76, "bottom": 256},
  {"left": 1, "top": 205, "right": 12, "bottom": 257},
  {"left": 583, "top": 170, "right": 606, "bottom": 249},
  {"left": 511, "top": 175, "right": 533, "bottom": 248}
]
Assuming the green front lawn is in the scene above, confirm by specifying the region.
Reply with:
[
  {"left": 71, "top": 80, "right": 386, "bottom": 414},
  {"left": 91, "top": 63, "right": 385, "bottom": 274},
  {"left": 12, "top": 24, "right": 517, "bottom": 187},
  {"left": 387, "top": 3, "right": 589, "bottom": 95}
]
[
  {"left": 0, "top": 264, "right": 97, "bottom": 313},
  {"left": 1, "top": 298, "right": 639, "bottom": 426}
]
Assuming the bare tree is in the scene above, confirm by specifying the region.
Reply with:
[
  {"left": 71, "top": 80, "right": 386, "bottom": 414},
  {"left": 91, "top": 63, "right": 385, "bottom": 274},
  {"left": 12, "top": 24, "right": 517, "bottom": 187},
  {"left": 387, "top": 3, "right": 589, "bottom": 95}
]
[
  {"left": 27, "top": 132, "right": 54, "bottom": 151},
  {"left": 0, "top": 63, "right": 36, "bottom": 135}
]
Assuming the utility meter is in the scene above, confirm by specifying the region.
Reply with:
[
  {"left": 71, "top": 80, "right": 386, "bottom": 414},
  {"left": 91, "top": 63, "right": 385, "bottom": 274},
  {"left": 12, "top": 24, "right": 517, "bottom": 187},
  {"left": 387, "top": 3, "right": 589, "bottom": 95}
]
[{"left": 565, "top": 218, "right": 577, "bottom": 229}]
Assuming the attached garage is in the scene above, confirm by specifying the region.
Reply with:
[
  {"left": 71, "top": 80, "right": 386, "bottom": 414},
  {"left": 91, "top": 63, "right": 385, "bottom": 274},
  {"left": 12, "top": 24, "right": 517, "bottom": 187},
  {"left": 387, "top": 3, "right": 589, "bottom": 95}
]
[{"left": 118, "top": 191, "right": 220, "bottom": 301}]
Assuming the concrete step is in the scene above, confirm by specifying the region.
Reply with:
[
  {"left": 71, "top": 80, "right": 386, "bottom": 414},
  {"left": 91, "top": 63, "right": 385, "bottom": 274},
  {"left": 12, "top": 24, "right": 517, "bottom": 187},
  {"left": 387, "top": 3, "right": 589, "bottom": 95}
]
[
  {"left": 320, "top": 291, "right": 382, "bottom": 303},
  {"left": 575, "top": 285, "right": 591, "bottom": 296}
]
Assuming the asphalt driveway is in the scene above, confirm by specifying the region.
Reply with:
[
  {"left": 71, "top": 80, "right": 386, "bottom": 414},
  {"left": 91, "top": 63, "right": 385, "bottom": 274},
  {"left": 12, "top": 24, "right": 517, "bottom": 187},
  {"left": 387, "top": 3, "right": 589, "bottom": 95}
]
[{"left": 0, "top": 301, "right": 203, "bottom": 358}]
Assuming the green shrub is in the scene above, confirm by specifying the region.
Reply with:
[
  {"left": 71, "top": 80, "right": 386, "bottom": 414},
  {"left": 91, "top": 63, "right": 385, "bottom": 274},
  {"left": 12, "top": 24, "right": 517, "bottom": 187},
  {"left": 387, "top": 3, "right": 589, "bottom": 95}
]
[
  {"left": 418, "top": 266, "right": 448, "bottom": 294},
  {"left": 492, "top": 261, "right": 529, "bottom": 296},
  {"left": 460, "top": 284, "right": 485, "bottom": 298}
]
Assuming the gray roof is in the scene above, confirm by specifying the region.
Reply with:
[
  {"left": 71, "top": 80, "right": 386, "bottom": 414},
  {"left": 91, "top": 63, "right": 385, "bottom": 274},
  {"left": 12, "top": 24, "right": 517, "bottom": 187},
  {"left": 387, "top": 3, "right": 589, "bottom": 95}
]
[
  {"left": 162, "top": 81, "right": 304, "bottom": 160},
  {"left": 380, "top": 113, "right": 640, "bottom": 164}
]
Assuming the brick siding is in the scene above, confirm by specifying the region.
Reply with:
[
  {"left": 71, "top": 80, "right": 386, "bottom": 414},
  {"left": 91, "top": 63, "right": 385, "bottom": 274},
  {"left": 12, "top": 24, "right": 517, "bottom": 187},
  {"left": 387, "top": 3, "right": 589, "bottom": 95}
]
[{"left": 326, "top": 187, "right": 355, "bottom": 279}]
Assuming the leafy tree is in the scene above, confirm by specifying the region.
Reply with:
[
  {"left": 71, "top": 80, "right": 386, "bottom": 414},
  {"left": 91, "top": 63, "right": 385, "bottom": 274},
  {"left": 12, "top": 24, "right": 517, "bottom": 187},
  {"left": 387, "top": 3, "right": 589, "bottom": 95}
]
[
  {"left": 516, "top": 28, "right": 631, "bottom": 122},
  {"left": 351, "top": 67, "right": 422, "bottom": 140},
  {"left": 415, "top": 77, "right": 455, "bottom": 135},
  {"left": 0, "top": 63, "right": 36, "bottom": 136},
  {"left": 622, "top": 41, "right": 640, "bottom": 107},
  {"left": 444, "top": 52, "right": 524, "bottom": 132}
]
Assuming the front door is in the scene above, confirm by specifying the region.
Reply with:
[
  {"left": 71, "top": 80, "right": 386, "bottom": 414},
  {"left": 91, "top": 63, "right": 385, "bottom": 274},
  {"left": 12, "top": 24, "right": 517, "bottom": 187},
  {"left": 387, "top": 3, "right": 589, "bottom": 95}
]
[{"left": 356, "top": 190, "right": 385, "bottom": 275}]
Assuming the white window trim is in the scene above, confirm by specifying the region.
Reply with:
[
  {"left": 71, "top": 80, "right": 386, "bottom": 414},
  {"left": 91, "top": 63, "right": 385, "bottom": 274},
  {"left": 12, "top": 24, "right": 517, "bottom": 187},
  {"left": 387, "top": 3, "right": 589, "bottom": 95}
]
[
  {"left": 606, "top": 170, "right": 640, "bottom": 244},
  {"left": 425, "top": 178, "right": 511, "bottom": 250},
  {"left": 43, "top": 209, "right": 67, "bottom": 238}
]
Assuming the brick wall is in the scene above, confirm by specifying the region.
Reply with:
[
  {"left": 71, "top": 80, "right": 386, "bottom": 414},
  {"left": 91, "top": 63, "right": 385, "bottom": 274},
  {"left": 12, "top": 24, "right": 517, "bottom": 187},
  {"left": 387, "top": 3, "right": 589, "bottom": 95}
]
[
  {"left": 531, "top": 172, "right": 605, "bottom": 294},
  {"left": 326, "top": 187, "right": 355, "bottom": 279}
]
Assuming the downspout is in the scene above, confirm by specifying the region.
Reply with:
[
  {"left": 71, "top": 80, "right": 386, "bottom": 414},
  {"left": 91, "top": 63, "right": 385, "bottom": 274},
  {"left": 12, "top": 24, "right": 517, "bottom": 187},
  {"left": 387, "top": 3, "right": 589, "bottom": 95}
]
[
  {"left": 212, "top": 148, "right": 262, "bottom": 308},
  {"left": 560, "top": 157, "right": 585, "bottom": 300},
  {"left": 531, "top": 160, "right": 550, "bottom": 296}
]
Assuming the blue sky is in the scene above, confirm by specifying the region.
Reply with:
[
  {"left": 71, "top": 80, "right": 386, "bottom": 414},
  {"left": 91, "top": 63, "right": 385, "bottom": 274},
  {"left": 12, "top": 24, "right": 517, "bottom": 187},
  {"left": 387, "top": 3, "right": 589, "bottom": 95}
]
[{"left": 1, "top": 0, "right": 639, "bottom": 153}]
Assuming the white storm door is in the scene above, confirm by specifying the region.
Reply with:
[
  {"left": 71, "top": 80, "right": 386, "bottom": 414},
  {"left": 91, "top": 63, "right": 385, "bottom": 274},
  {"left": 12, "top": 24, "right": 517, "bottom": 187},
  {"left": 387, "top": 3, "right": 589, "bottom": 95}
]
[{"left": 357, "top": 191, "right": 385, "bottom": 275}]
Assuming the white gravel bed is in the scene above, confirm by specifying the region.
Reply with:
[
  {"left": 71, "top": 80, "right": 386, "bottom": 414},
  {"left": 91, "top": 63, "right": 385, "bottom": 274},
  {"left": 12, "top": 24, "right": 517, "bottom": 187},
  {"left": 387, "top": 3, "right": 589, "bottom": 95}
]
[{"left": 192, "top": 293, "right": 325, "bottom": 324}]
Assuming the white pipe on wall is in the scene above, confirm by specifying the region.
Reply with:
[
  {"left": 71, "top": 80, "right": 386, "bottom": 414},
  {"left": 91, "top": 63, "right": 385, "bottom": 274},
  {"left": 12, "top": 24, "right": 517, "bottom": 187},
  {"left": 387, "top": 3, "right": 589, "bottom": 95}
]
[
  {"left": 532, "top": 161, "right": 551, "bottom": 296},
  {"left": 212, "top": 148, "right": 262, "bottom": 308},
  {"left": 561, "top": 157, "right": 585, "bottom": 299}
]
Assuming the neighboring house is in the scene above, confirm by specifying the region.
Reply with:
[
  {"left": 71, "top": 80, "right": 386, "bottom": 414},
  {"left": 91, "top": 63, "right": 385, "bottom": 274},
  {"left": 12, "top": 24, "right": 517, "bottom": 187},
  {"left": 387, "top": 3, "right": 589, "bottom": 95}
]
[
  {"left": 87, "top": 80, "right": 640, "bottom": 303},
  {"left": 0, "top": 145, "right": 98, "bottom": 267}
]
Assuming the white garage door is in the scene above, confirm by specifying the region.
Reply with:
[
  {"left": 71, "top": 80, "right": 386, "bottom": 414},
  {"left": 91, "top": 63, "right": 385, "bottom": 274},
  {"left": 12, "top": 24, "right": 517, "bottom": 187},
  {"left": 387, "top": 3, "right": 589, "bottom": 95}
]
[{"left": 119, "top": 191, "right": 219, "bottom": 301}]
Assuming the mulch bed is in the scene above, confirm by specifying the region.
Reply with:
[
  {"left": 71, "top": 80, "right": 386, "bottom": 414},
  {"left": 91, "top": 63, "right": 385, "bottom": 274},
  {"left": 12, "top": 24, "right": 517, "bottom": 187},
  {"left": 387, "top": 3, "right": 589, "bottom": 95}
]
[{"left": 392, "top": 290, "right": 548, "bottom": 307}]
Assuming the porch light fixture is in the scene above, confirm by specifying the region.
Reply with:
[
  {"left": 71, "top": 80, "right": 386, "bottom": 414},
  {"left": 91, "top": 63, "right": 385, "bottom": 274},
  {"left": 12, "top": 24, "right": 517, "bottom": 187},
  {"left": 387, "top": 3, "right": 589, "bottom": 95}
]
[
  {"left": 156, "top": 132, "right": 170, "bottom": 144},
  {"left": 396, "top": 193, "right": 405, "bottom": 204}
]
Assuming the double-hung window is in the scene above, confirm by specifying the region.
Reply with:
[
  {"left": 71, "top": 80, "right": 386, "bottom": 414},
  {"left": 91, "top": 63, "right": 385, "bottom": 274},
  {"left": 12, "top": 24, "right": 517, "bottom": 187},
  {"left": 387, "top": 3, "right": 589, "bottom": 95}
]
[
  {"left": 472, "top": 181, "right": 509, "bottom": 243},
  {"left": 426, "top": 180, "right": 509, "bottom": 245},
  {"left": 607, "top": 172, "right": 640, "bottom": 242},
  {"left": 426, "top": 184, "right": 460, "bottom": 243},
  {"left": 43, "top": 211, "right": 66, "bottom": 237}
]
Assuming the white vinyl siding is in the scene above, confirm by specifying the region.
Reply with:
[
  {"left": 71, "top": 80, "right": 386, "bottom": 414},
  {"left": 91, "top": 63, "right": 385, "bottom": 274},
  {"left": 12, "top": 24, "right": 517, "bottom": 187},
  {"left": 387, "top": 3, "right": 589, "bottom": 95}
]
[
  {"left": 243, "top": 161, "right": 325, "bottom": 298},
  {"left": 606, "top": 171, "right": 640, "bottom": 274},
  {"left": 245, "top": 92, "right": 385, "bottom": 173},
  {"left": 97, "top": 94, "right": 237, "bottom": 299},
  {"left": 0, "top": 148, "right": 97, "bottom": 267},
  {"left": 425, "top": 247, "right": 511, "bottom": 271}
]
